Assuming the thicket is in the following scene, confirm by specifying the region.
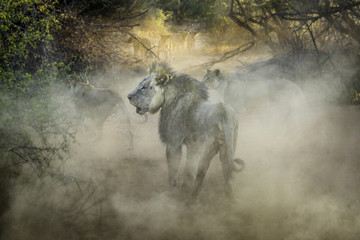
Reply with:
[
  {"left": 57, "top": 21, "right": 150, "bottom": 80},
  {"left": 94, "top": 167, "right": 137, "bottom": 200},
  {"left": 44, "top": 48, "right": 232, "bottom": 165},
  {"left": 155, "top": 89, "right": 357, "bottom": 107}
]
[
  {"left": 0, "top": 0, "right": 151, "bottom": 178},
  {"left": 0, "top": 0, "right": 169, "bottom": 237},
  {"left": 228, "top": 0, "right": 360, "bottom": 103}
]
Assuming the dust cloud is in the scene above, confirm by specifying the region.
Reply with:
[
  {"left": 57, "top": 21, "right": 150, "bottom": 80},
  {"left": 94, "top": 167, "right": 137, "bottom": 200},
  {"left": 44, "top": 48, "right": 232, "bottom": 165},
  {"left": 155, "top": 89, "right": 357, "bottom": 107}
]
[{"left": 2, "top": 44, "right": 360, "bottom": 240}]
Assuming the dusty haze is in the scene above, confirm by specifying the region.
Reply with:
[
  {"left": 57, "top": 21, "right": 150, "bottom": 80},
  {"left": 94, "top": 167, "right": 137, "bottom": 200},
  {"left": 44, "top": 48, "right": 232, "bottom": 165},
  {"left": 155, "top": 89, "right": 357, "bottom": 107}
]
[{"left": 2, "top": 45, "right": 360, "bottom": 240}]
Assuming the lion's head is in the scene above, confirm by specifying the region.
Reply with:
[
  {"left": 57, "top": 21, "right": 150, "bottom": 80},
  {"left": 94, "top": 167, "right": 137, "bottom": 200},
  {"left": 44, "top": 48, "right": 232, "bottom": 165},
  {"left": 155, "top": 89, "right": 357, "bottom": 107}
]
[
  {"left": 202, "top": 69, "right": 223, "bottom": 89},
  {"left": 128, "top": 62, "right": 175, "bottom": 115}
]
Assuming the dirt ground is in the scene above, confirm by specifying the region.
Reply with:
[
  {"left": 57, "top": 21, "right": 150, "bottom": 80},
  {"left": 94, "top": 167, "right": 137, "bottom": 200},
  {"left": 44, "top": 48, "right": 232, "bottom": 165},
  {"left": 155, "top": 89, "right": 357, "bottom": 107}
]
[{"left": 3, "top": 49, "right": 360, "bottom": 240}]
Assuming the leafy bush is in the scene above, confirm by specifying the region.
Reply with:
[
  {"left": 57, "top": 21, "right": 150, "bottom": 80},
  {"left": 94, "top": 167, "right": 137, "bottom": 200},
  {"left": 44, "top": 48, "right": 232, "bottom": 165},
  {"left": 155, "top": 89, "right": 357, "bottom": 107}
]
[
  {"left": 0, "top": 0, "right": 62, "bottom": 88},
  {"left": 0, "top": 2, "right": 84, "bottom": 234}
]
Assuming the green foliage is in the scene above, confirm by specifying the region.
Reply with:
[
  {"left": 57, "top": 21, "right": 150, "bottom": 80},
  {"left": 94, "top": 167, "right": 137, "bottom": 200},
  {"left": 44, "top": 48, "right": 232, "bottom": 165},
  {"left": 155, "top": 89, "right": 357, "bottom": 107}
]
[
  {"left": 0, "top": 0, "right": 79, "bottom": 178},
  {"left": 152, "top": 0, "right": 218, "bottom": 24},
  {"left": 0, "top": 2, "right": 99, "bottom": 230},
  {"left": 139, "top": 8, "right": 169, "bottom": 33},
  {"left": 77, "top": 0, "right": 136, "bottom": 15},
  {"left": 0, "top": 0, "right": 63, "bottom": 92}
]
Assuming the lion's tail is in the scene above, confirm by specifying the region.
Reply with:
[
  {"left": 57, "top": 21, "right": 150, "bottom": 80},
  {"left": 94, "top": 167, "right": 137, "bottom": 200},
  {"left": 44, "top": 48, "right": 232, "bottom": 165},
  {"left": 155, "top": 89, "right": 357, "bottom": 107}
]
[
  {"left": 233, "top": 158, "right": 245, "bottom": 172},
  {"left": 220, "top": 108, "right": 245, "bottom": 173}
]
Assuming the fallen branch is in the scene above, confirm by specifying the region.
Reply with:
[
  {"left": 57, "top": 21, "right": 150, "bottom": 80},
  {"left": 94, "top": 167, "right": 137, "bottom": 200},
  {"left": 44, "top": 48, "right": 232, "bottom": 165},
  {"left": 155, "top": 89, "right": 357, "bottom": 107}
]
[{"left": 127, "top": 32, "right": 159, "bottom": 59}]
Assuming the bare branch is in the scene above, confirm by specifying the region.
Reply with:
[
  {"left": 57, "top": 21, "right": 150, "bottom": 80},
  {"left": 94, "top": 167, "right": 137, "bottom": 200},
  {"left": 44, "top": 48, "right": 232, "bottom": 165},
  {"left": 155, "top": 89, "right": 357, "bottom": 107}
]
[
  {"left": 129, "top": 0, "right": 138, "bottom": 9},
  {"left": 305, "top": 20, "right": 319, "bottom": 55},
  {"left": 127, "top": 32, "right": 159, "bottom": 59}
]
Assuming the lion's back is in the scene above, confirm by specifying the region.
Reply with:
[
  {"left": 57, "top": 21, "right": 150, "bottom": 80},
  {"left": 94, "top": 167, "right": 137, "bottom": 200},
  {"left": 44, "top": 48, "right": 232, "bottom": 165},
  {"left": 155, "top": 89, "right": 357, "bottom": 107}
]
[
  {"left": 186, "top": 101, "right": 236, "bottom": 138},
  {"left": 75, "top": 87, "right": 122, "bottom": 120}
]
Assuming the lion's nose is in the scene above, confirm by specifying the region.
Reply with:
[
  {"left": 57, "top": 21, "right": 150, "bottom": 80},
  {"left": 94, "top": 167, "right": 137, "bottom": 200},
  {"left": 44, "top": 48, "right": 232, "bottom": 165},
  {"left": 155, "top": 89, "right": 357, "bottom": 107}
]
[{"left": 127, "top": 93, "right": 133, "bottom": 100}]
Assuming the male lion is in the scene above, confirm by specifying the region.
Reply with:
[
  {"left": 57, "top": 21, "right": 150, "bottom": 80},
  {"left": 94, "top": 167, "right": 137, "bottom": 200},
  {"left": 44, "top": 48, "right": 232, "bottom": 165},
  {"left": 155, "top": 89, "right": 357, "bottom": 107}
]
[{"left": 128, "top": 62, "right": 244, "bottom": 198}]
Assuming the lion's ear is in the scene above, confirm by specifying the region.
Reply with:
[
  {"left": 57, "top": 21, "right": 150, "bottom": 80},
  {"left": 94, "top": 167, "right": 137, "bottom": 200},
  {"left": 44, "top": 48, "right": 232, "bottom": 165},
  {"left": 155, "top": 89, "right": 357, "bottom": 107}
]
[
  {"left": 154, "top": 73, "right": 170, "bottom": 86},
  {"left": 214, "top": 69, "right": 221, "bottom": 76}
]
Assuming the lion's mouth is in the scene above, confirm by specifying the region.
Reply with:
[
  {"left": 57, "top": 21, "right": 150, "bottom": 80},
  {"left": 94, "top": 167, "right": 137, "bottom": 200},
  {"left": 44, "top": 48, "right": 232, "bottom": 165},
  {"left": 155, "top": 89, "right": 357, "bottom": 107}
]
[{"left": 136, "top": 107, "right": 148, "bottom": 115}]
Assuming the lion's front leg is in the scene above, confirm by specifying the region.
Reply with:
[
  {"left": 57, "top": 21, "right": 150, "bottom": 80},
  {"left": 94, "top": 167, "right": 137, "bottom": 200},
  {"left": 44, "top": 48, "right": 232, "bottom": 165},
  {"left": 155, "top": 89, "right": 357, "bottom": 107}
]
[{"left": 166, "top": 144, "right": 182, "bottom": 187}]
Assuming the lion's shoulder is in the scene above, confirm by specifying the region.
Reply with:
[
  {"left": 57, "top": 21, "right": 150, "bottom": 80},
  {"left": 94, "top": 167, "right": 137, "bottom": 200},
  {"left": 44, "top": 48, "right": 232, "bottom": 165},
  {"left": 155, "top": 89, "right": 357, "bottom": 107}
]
[{"left": 170, "top": 73, "right": 208, "bottom": 101}]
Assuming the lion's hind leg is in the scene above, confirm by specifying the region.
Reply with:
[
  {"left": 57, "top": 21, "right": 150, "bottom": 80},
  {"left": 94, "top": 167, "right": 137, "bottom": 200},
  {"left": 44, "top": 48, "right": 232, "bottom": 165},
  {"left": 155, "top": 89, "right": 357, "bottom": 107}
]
[
  {"left": 191, "top": 138, "right": 219, "bottom": 198},
  {"left": 219, "top": 143, "right": 235, "bottom": 199}
]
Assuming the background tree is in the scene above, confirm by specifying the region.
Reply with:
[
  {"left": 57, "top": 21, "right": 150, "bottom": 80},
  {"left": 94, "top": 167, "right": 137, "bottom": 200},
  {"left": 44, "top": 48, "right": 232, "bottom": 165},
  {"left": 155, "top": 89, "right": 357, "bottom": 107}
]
[
  {"left": 229, "top": 0, "right": 360, "bottom": 53},
  {"left": 150, "top": 0, "right": 217, "bottom": 25}
]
